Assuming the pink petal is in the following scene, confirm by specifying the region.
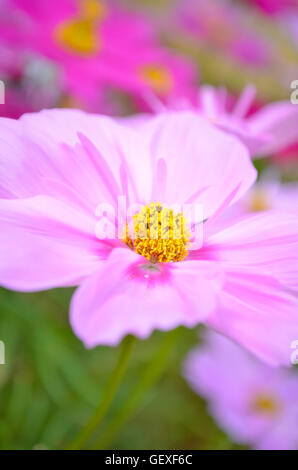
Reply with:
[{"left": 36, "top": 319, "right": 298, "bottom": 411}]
[
  {"left": 208, "top": 211, "right": 298, "bottom": 289},
  {"left": 141, "top": 111, "right": 256, "bottom": 218},
  {"left": 0, "top": 195, "right": 111, "bottom": 291},
  {"left": 248, "top": 102, "right": 298, "bottom": 156},
  {"left": 70, "top": 248, "right": 223, "bottom": 347},
  {"left": 20, "top": 109, "right": 154, "bottom": 203},
  {"left": 206, "top": 268, "right": 298, "bottom": 366},
  {"left": 0, "top": 109, "right": 153, "bottom": 204}
]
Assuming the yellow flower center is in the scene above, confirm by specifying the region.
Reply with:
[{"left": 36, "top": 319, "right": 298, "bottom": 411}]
[
  {"left": 139, "top": 65, "right": 174, "bottom": 95},
  {"left": 54, "top": 0, "right": 107, "bottom": 55},
  {"left": 123, "top": 203, "right": 190, "bottom": 263},
  {"left": 248, "top": 189, "right": 271, "bottom": 212},
  {"left": 252, "top": 393, "right": 280, "bottom": 416}
]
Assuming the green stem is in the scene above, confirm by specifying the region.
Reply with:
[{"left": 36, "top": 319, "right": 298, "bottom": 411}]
[
  {"left": 92, "top": 328, "right": 179, "bottom": 450},
  {"left": 67, "top": 335, "right": 136, "bottom": 450}
]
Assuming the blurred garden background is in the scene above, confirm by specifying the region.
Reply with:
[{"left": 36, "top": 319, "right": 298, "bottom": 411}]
[{"left": 0, "top": 0, "right": 297, "bottom": 450}]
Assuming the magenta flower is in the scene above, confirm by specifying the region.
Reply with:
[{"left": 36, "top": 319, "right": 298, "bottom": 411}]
[
  {"left": 0, "top": 109, "right": 297, "bottom": 365},
  {"left": 184, "top": 331, "right": 298, "bottom": 449},
  {"left": 245, "top": 0, "right": 298, "bottom": 16},
  {"left": 0, "top": 0, "right": 197, "bottom": 111}
]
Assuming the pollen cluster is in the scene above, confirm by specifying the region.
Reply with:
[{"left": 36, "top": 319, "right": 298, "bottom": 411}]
[{"left": 123, "top": 203, "right": 190, "bottom": 263}]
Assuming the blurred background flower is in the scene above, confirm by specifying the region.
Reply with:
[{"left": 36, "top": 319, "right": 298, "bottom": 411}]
[
  {"left": 184, "top": 331, "right": 298, "bottom": 450},
  {"left": 0, "top": 0, "right": 297, "bottom": 450},
  {"left": 0, "top": 0, "right": 198, "bottom": 115}
]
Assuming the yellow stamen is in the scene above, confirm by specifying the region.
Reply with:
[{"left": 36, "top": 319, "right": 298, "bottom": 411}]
[
  {"left": 123, "top": 203, "right": 190, "bottom": 263},
  {"left": 252, "top": 393, "right": 280, "bottom": 416},
  {"left": 54, "top": 1, "right": 107, "bottom": 55},
  {"left": 139, "top": 65, "right": 174, "bottom": 95},
  {"left": 55, "top": 20, "right": 100, "bottom": 54}
]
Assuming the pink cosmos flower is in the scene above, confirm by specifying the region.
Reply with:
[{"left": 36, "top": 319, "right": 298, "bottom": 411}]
[
  {"left": 0, "top": 0, "right": 197, "bottom": 112},
  {"left": 0, "top": 109, "right": 298, "bottom": 366},
  {"left": 137, "top": 84, "right": 298, "bottom": 159},
  {"left": 184, "top": 331, "right": 298, "bottom": 450},
  {"left": 224, "top": 173, "right": 298, "bottom": 218}
]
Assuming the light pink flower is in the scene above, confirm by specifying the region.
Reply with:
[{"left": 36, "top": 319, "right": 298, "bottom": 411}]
[
  {"left": 224, "top": 174, "right": 298, "bottom": 218},
  {"left": 0, "top": 0, "right": 197, "bottom": 112},
  {"left": 191, "top": 85, "right": 298, "bottom": 158},
  {"left": 184, "top": 331, "right": 298, "bottom": 450},
  {"left": 137, "top": 84, "right": 298, "bottom": 158},
  {"left": 0, "top": 109, "right": 297, "bottom": 366}
]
